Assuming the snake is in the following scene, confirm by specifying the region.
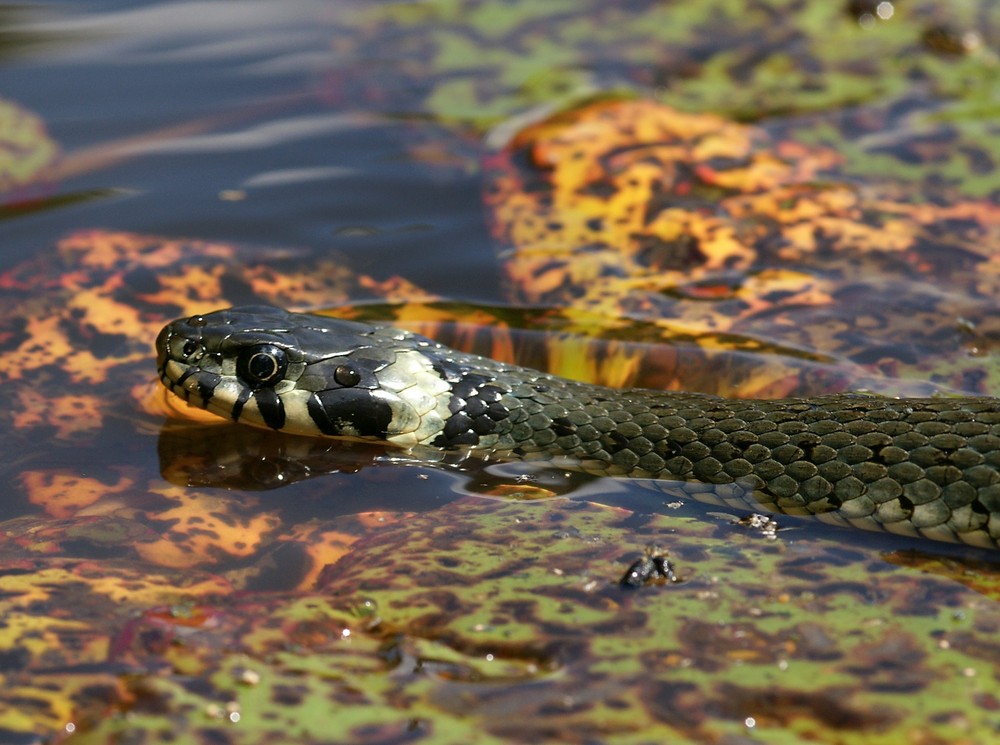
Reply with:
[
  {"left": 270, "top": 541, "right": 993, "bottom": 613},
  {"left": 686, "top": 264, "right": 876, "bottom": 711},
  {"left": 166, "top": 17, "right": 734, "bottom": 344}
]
[{"left": 156, "top": 305, "right": 1000, "bottom": 549}]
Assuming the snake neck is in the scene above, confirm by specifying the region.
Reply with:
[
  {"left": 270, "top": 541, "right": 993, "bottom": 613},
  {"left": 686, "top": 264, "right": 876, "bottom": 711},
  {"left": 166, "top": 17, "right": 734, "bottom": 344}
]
[{"left": 480, "top": 377, "right": 1000, "bottom": 546}]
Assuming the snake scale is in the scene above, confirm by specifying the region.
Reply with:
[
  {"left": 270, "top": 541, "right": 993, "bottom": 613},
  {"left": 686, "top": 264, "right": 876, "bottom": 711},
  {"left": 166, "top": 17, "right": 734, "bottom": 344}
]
[{"left": 157, "top": 306, "right": 1000, "bottom": 549}]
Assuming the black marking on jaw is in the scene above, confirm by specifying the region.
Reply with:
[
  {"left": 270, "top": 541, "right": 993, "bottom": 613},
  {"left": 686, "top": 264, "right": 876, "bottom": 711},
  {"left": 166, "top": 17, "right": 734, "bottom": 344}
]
[
  {"left": 175, "top": 366, "right": 199, "bottom": 389},
  {"left": 196, "top": 372, "right": 221, "bottom": 404},
  {"left": 172, "top": 367, "right": 221, "bottom": 407},
  {"left": 254, "top": 387, "right": 286, "bottom": 430},
  {"left": 307, "top": 389, "right": 392, "bottom": 437},
  {"left": 307, "top": 393, "right": 335, "bottom": 435},
  {"left": 231, "top": 386, "right": 252, "bottom": 422}
]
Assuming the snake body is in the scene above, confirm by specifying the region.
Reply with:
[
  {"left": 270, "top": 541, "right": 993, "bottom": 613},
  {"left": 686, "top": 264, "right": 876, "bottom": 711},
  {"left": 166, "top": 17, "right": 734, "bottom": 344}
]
[{"left": 157, "top": 306, "right": 1000, "bottom": 548}]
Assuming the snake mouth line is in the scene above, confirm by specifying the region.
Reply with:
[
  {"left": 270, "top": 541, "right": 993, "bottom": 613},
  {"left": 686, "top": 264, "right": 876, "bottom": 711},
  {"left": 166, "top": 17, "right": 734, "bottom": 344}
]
[
  {"left": 158, "top": 363, "right": 201, "bottom": 407},
  {"left": 162, "top": 376, "right": 192, "bottom": 405}
]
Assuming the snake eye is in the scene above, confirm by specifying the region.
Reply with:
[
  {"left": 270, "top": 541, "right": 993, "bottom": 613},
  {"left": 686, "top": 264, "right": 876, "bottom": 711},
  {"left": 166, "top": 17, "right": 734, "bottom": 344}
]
[
  {"left": 237, "top": 344, "right": 288, "bottom": 389},
  {"left": 181, "top": 340, "right": 200, "bottom": 357},
  {"left": 334, "top": 364, "right": 361, "bottom": 387}
]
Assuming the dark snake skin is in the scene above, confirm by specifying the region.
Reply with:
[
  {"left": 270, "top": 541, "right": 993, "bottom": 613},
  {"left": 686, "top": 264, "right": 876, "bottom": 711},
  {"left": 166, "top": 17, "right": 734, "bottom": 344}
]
[{"left": 157, "top": 306, "right": 1000, "bottom": 549}]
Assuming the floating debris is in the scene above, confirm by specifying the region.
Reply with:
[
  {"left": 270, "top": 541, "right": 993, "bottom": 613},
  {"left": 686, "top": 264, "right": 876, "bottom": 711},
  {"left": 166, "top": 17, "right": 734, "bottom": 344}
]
[{"left": 620, "top": 548, "right": 680, "bottom": 588}]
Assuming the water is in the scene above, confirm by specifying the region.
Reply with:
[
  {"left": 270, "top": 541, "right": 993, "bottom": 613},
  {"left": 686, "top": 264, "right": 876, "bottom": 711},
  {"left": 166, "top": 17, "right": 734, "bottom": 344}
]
[{"left": 3, "top": 1, "right": 1000, "bottom": 742}]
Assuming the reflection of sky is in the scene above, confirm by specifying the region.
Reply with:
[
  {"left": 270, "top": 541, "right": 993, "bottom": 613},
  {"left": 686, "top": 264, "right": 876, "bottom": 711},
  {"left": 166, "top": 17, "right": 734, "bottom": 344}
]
[
  {"left": 9, "top": 0, "right": 341, "bottom": 68},
  {"left": 102, "top": 112, "right": 373, "bottom": 159},
  {"left": 3, "top": 0, "right": 361, "bottom": 158},
  {"left": 2, "top": 0, "right": 491, "bottom": 306}
]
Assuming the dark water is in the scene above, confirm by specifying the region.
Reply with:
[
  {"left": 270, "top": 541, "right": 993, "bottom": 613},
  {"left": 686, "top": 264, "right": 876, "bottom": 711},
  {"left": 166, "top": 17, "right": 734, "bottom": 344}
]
[{"left": 3, "top": 0, "right": 497, "bottom": 297}]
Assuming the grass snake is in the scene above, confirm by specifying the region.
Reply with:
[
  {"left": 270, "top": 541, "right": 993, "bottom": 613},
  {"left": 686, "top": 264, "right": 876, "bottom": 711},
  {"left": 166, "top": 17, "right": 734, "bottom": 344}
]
[{"left": 157, "top": 306, "right": 1000, "bottom": 549}]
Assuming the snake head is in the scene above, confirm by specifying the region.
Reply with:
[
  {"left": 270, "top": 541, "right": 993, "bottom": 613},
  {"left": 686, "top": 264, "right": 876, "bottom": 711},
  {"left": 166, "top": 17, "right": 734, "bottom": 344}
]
[{"left": 155, "top": 305, "right": 457, "bottom": 445}]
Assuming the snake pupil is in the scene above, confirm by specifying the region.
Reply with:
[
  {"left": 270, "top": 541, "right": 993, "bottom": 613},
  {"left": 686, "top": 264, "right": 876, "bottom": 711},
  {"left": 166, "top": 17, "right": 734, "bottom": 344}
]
[
  {"left": 334, "top": 364, "right": 361, "bottom": 387},
  {"left": 236, "top": 344, "right": 288, "bottom": 389}
]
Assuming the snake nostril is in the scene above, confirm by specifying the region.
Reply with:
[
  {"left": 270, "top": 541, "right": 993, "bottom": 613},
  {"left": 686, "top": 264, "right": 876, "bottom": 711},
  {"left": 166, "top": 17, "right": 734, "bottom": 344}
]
[{"left": 182, "top": 340, "right": 199, "bottom": 357}]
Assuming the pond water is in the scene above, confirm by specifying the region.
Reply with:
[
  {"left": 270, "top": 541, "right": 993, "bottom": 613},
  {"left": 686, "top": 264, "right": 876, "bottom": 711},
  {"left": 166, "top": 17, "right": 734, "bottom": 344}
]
[{"left": 2, "top": 1, "right": 1000, "bottom": 743}]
